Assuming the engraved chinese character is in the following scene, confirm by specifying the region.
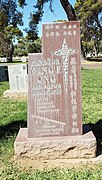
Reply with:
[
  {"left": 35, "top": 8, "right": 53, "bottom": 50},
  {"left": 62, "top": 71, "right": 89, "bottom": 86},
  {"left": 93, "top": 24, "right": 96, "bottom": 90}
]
[
  {"left": 75, "top": 128, "right": 79, "bottom": 133},
  {"left": 72, "top": 121, "right": 77, "bottom": 126},
  {"left": 45, "top": 25, "right": 49, "bottom": 29},
  {"left": 56, "top": 32, "right": 60, "bottom": 36},
  {"left": 63, "top": 31, "right": 67, "bottom": 36},
  {"left": 55, "top": 25, "right": 59, "bottom": 29},
  {"left": 72, "top": 113, "right": 77, "bottom": 120},
  {"left": 63, "top": 25, "right": 67, "bottom": 29},
  {"left": 46, "top": 32, "right": 49, "bottom": 37},
  {"left": 50, "top": 32, "right": 54, "bottom": 36},
  {"left": 68, "top": 31, "right": 72, "bottom": 35},
  {"left": 71, "top": 98, "right": 77, "bottom": 105},
  {"left": 72, "top": 127, "right": 76, "bottom": 133},
  {"left": 71, "top": 91, "right": 76, "bottom": 98},
  {"left": 72, "top": 105, "right": 77, "bottom": 113},
  {"left": 50, "top": 24, "right": 54, "bottom": 29},
  {"left": 68, "top": 25, "right": 72, "bottom": 29},
  {"left": 73, "top": 30, "right": 77, "bottom": 35},
  {"left": 73, "top": 24, "right": 77, "bottom": 28}
]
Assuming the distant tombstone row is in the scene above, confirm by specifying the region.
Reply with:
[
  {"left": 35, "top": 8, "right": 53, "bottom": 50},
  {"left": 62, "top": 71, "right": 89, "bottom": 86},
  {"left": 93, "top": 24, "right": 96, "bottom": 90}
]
[
  {"left": 12, "top": 56, "right": 28, "bottom": 62},
  {"left": 0, "top": 57, "right": 7, "bottom": 62}
]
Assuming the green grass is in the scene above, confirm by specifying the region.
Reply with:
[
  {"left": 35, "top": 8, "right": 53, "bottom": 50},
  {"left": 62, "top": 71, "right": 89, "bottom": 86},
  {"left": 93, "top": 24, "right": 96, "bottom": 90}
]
[
  {"left": 0, "top": 165, "right": 102, "bottom": 179},
  {"left": 0, "top": 69, "right": 102, "bottom": 179},
  {"left": 0, "top": 81, "right": 9, "bottom": 96},
  {"left": 0, "top": 82, "right": 27, "bottom": 126},
  {"left": 82, "top": 69, "right": 102, "bottom": 124},
  {"left": 0, "top": 98, "right": 27, "bottom": 126}
]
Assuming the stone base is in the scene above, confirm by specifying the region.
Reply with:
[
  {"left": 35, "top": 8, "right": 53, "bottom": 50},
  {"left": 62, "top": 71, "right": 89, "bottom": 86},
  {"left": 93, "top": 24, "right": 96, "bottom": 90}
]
[
  {"left": 14, "top": 126, "right": 97, "bottom": 160},
  {"left": 3, "top": 90, "right": 27, "bottom": 99}
]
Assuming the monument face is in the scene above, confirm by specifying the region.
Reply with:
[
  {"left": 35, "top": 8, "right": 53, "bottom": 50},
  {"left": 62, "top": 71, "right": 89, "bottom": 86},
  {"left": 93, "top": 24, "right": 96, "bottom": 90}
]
[
  {"left": 28, "top": 22, "right": 82, "bottom": 138},
  {"left": 8, "top": 64, "right": 27, "bottom": 91}
]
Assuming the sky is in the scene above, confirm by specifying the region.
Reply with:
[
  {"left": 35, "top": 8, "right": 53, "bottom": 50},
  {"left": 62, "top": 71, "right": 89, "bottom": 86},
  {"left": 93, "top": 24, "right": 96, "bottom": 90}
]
[{"left": 18, "top": 0, "right": 76, "bottom": 37}]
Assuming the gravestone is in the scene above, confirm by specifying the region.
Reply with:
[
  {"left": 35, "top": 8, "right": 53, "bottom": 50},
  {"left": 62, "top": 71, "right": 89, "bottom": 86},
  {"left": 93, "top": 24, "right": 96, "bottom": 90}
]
[
  {"left": 0, "top": 66, "right": 8, "bottom": 81},
  {"left": 14, "top": 22, "right": 96, "bottom": 160},
  {"left": 28, "top": 22, "right": 82, "bottom": 137},
  {"left": 3, "top": 64, "right": 28, "bottom": 98},
  {"left": 8, "top": 64, "right": 27, "bottom": 91}
]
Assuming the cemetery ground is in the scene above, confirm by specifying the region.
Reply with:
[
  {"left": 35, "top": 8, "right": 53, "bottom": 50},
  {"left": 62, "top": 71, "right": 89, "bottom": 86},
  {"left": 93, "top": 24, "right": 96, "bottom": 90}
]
[{"left": 0, "top": 69, "right": 102, "bottom": 179}]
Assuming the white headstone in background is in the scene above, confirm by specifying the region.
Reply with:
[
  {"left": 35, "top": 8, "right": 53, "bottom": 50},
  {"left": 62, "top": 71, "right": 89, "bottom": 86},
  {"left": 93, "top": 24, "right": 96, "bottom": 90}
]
[{"left": 8, "top": 64, "right": 27, "bottom": 91}]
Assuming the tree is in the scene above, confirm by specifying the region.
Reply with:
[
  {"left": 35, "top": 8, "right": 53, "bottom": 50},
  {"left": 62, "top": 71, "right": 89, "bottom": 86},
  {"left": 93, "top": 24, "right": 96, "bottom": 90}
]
[
  {"left": 18, "top": 0, "right": 102, "bottom": 58},
  {"left": 25, "top": 12, "right": 38, "bottom": 41},
  {"left": 0, "top": 0, "right": 23, "bottom": 61},
  {"left": 14, "top": 37, "right": 28, "bottom": 57},
  {"left": 14, "top": 37, "right": 41, "bottom": 56},
  {"left": 18, "top": 0, "right": 85, "bottom": 57},
  {"left": 74, "top": 0, "right": 102, "bottom": 56},
  {"left": 27, "top": 38, "right": 42, "bottom": 53},
  {"left": 18, "top": 0, "right": 76, "bottom": 22}
]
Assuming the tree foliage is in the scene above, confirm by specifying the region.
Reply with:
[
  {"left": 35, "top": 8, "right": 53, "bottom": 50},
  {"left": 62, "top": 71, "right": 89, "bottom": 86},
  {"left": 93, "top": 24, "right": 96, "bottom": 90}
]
[
  {"left": 14, "top": 37, "right": 42, "bottom": 56},
  {"left": 17, "top": 0, "right": 79, "bottom": 54},
  {"left": 0, "top": 0, "right": 23, "bottom": 61},
  {"left": 27, "top": 38, "right": 42, "bottom": 53},
  {"left": 1, "top": 0, "right": 101, "bottom": 59},
  {"left": 25, "top": 13, "right": 38, "bottom": 41},
  {"left": 75, "top": 0, "right": 102, "bottom": 56}
]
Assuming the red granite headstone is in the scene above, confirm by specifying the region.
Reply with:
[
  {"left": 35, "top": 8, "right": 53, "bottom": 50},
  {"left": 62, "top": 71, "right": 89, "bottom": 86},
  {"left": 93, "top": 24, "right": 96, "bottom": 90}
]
[{"left": 28, "top": 22, "right": 82, "bottom": 138}]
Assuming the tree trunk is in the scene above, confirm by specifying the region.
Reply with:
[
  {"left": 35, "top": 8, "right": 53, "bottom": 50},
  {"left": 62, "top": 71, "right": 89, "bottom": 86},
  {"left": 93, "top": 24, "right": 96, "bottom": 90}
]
[
  {"left": 7, "top": 43, "right": 14, "bottom": 62},
  {"left": 81, "top": 41, "right": 86, "bottom": 60},
  {"left": 93, "top": 41, "right": 98, "bottom": 57},
  {"left": 60, "top": 0, "right": 77, "bottom": 21}
]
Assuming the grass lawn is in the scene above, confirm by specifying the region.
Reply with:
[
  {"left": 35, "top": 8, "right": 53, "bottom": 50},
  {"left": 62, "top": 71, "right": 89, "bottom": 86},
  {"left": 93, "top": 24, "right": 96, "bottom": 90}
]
[{"left": 0, "top": 69, "right": 102, "bottom": 179}]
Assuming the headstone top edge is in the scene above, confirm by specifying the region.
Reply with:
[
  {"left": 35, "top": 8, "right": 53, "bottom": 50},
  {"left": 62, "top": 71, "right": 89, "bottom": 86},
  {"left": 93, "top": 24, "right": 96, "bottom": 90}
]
[
  {"left": 8, "top": 64, "right": 27, "bottom": 67},
  {"left": 42, "top": 21, "right": 80, "bottom": 25}
]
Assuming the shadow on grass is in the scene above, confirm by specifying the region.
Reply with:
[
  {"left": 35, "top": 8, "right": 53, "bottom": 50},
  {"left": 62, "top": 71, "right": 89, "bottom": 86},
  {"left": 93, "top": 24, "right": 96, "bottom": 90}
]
[
  {"left": 0, "top": 120, "right": 27, "bottom": 139},
  {"left": 89, "top": 119, "right": 102, "bottom": 156},
  {"left": 83, "top": 120, "right": 102, "bottom": 156},
  {"left": 0, "top": 119, "right": 102, "bottom": 156}
]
